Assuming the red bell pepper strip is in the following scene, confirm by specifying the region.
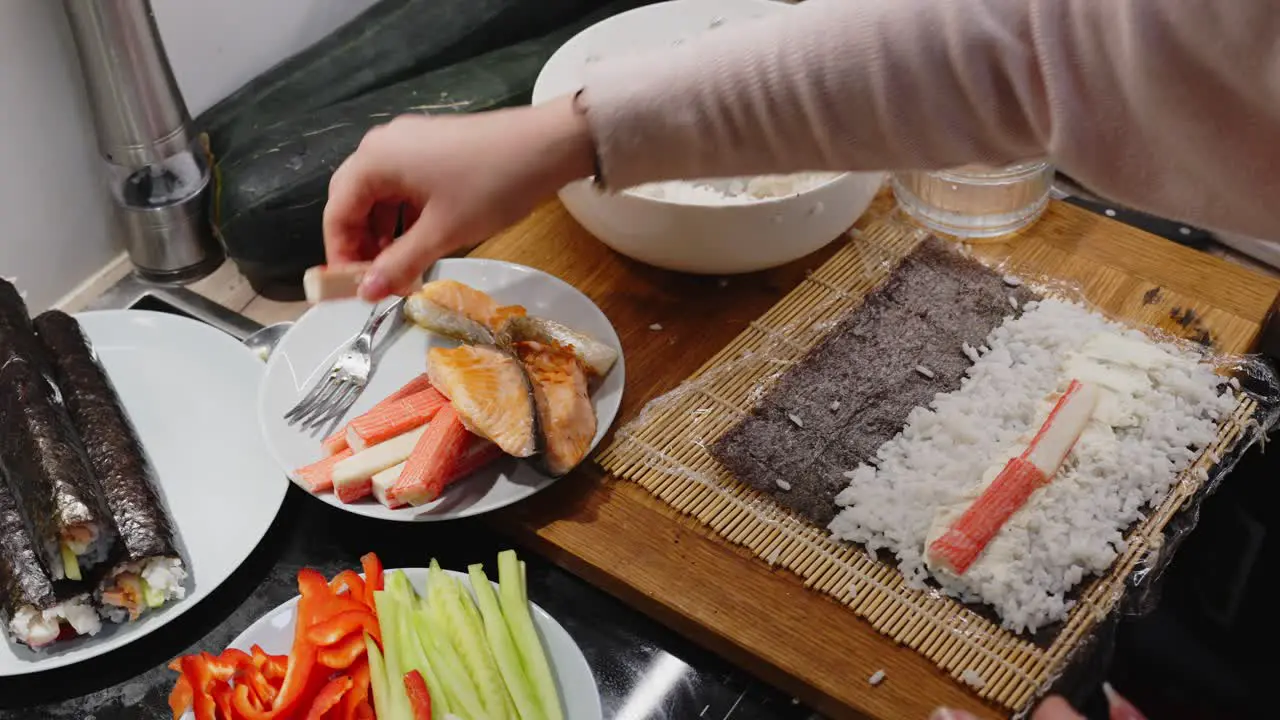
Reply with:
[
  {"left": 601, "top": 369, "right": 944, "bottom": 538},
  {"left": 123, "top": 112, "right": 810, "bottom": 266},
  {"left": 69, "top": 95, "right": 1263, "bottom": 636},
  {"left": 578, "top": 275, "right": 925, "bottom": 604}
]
[
  {"left": 297, "top": 567, "right": 331, "bottom": 599},
  {"left": 210, "top": 683, "right": 236, "bottom": 720},
  {"left": 168, "top": 674, "right": 193, "bottom": 720},
  {"left": 360, "top": 553, "right": 383, "bottom": 610},
  {"left": 168, "top": 657, "right": 183, "bottom": 673},
  {"left": 317, "top": 631, "right": 369, "bottom": 670},
  {"left": 179, "top": 655, "right": 218, "bottom": 720},
  {"left": 305, "top": 675, "right": 353, "bottom": 720},
  {"left": 307, "top": 609, "right": 381, "bottom": 647},
  {"left": 329, "top": 570, "right": 366, "bottom": 601},
  {"left": 239, "top": 665, "right": 279, "bottom": 706},
  {"left": 355, "top": 701, "right": 374, "bottom": 720},
  {"left": 251, "top": 645, "right": 289, "bottom": 682},
  {"left": 232, "top": 587, "right": 323, "bottom": 719},
  {"left": 404, "top": 670, "right": 432, "bottom": 720},
  {"left": 340, "top": 657, "right": 371, "bottom": 720},
  {"left": 203, "top": 649, "right": 252, "bottom": 682}
]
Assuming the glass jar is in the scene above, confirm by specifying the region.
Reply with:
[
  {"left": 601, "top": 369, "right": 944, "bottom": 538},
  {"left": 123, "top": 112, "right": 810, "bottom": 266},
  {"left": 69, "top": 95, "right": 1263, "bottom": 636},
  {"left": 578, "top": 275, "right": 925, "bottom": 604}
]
[{"left": 890, "top": 160, "right": 1054, "bottom": 241}]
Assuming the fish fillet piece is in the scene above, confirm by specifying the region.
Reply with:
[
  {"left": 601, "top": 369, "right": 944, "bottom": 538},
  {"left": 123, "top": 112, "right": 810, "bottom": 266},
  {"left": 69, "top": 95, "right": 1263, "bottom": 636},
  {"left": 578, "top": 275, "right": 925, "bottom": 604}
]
[
  {"left": 427, "top": 345, "right": 537, "bottom": 458},
  {"left": 416, "top": 279, "right": 525, "bottom": 331},
  {"left": 927, "top": 379, "right": 1100, "bottom": 575},
  {"left": 514, "top": 341, "right": 596, "bottom": 477},
  {"left": 499, "top": 315, "right": 619, "bottom": 378}
]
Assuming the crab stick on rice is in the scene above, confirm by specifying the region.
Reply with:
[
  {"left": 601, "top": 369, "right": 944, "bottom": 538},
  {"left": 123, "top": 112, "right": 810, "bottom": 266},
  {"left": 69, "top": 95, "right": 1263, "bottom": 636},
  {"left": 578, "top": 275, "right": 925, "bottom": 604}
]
[
  {"left": 928, "top": 380, "right": 1100, "bottom": 575},
  {"left": 320, "top": 374, "right": 434, "bottom": 456},
  {"left": 346, "top": 387, "right": 448, "bottom": 451},
  {"left": 331, "top": 425, "right": 427, "bottom": 502}
]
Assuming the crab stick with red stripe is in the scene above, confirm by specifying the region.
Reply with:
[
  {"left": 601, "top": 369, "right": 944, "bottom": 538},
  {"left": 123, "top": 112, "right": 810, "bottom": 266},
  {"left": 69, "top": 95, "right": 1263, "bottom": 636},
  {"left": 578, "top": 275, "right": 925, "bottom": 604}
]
[
  {"left": 370, "top": 437, "right": 503, "bottom": 508},
  {"left": 292, "top": 448, "right": 354, "bottom": 492},
  {"left": 928, "top": 379, "right": 1100, "bottom": 575},
  {"left": 386, "top": 406, "right": 473, "bottom": 507},
  {"left": 346, "top": 387, "right": 448, "bottom": 452},
  {"left": 321, "top": 374, "right": 434, "bottom": 456},
  {"left": 331, "top": 425, "right": 427, "bottom": 503},
  {"left": 302, "top": 262, "right": 423, "bottom": 304}
]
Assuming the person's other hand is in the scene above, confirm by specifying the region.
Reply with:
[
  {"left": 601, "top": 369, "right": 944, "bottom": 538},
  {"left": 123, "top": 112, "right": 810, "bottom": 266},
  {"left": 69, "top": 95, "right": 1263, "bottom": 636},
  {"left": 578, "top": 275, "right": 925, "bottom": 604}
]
[
  {"left": 322, "top": 94, "right": 595, "bottom": 301},
  {"left": 930, "top": 684, "right": 1147, "bottom": 720}
]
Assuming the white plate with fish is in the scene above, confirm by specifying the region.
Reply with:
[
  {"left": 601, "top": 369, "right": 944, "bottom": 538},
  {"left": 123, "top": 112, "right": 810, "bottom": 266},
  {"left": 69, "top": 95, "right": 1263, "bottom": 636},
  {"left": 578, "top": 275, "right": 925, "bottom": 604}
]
[
  {"left": 0, "top": 310, "right": 289, "bottom": 675},
  {"left": 258, "top": 259, "right": 625, "bottom": 522}
]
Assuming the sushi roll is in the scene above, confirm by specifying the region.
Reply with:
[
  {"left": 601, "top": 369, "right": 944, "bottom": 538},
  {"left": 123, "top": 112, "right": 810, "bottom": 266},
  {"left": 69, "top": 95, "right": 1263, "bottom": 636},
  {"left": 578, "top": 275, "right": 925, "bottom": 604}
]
[
  {"left": 33, "top": 311, "right": 188, "bottom": 622},
  {"left": 0, "top": 466, "right": 100, "bottom": 649},
  {"left": 0, "top": 289, "right": 115, "bottom": 583}
]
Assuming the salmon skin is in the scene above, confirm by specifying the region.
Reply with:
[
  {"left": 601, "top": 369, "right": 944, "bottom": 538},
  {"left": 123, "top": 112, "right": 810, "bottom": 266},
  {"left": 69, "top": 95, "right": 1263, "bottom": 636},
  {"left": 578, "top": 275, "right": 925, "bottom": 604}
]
[
  {"left": 498, "top": 315, "right": 619, "bottom": 378},
  {"left": 512, "top": 342, "right": 596, "bottom": 477},
  {"left": 0, "top": 290, "right": 114, "bottom": 582},
  {"left": 34, "top": 311, "right": 182, "bottom": 571}
]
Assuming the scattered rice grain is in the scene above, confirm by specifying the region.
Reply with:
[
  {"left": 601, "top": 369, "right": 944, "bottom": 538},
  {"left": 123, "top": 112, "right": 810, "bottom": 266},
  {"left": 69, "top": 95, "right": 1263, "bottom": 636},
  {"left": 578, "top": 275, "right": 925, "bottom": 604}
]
[
  {"left": 1002, "top": 274, "right": 1023, "bottom": 287},
  {"left": 868, "top": 670, "right": 886, "bottom": 686},
  {"left": 787, "top": 413, "right": 804, "bottom": 428},
  {"left": 776, "top": 479, "right": 792, "bottom": 491},
  {"left": 649, "top": 323, "right": 663, "bottom": 331},
  {"left": 960, "top": 669, "right": 986, "bottom": 689},
  {"left": 914, "top": 365, "right": 936, "bottom": 379}
]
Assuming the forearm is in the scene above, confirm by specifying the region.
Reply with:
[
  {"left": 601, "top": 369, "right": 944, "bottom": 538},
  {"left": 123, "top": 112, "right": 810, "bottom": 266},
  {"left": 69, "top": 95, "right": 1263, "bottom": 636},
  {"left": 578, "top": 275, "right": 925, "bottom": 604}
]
[{"left": 577, "top": 0, "right": 1280, "bottom": 240}]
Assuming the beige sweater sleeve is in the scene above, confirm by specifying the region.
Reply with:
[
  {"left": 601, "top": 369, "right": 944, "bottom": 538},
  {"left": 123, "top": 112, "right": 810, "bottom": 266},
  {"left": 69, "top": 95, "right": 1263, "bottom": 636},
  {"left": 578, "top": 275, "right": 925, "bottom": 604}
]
[{"left": 579, "top": 0, "right": 1280, "bottom": 242}]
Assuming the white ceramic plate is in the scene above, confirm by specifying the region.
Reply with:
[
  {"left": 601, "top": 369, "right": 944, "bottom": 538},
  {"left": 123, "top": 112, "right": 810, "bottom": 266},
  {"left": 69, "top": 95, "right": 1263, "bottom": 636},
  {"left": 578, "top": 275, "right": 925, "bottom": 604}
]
[
  {"left": 188, "top": 567, "right": 602, "bottom": 720},
  {"left": 259, "top": 259, "right": 625, "bottom": 522},
  {"left": 0, "top": 310, "right": 290, "bottom": 676}
]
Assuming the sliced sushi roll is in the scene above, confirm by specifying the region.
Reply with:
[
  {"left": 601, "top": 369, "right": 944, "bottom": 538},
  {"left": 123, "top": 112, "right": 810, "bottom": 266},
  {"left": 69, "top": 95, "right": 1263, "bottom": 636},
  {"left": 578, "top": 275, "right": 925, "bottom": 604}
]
[
  {"left": 0, "top": 469, "right": 100, "bottom": 649},
  {"left": 0, "top": 295, "right": 115, "bottom": 582},
  {"left": 33, "top": 311, "right": 188, "bottom": 622}
]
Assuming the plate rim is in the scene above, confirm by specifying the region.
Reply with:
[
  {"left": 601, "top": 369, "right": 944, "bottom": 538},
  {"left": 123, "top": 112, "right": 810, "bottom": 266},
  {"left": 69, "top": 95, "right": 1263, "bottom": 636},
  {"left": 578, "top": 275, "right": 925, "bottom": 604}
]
[
  {"left": 257, "top": 257, "right": 626, "bottom": 523},
  {"left": 218, "top": 566, "right": 603, "bottom": 720},
  {"left": 0, "top": 309, "right": 290, "bottom": 677}
]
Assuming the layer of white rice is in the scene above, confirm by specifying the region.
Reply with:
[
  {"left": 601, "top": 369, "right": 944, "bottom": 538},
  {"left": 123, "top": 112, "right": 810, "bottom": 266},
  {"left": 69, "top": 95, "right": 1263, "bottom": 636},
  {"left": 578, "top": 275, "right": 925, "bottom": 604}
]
[
  {"left": 10, "top": 595, "right": 101, "bottom": 648},
  {"left": 827, "top": 298, "right": 1235, "bottom": 632},
  {"left": 97, "top": 556, "right": 188, "bottom": 623}
]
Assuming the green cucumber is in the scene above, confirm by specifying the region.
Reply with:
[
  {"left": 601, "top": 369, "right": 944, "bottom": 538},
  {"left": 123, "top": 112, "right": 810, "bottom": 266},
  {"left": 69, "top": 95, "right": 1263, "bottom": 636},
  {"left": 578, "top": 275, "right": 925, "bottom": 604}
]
[
  {"left": 498, "top": 551, "right": 563, "bottom": 720},
  {"left": 470, "top": 564, "right": 544, "bottom": 720}
]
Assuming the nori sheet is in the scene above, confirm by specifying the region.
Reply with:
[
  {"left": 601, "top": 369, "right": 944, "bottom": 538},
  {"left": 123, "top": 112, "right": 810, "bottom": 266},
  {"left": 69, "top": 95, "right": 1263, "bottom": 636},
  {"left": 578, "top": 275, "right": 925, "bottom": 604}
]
[
  {"left": 0, "top": 284, "right": 114, "bottom": 576},
  {"left": 33, "top": 311, "right": 180, "bottom": 566},
  {"left": 710, "top": 238, "right": 1040, "bottom": 526},
  {"left": 0, "top": 466, "right": 58, "bottom": 623}
]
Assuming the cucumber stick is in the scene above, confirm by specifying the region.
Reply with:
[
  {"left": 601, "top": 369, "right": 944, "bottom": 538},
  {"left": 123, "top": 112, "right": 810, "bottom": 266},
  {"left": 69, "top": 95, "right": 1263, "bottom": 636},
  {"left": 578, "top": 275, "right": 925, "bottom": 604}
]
[
  {"left": 387, "top": 573, "right": 451, "bottom": 719},
  {"left": 366, "top": 634, "right": 393, "bottom": 720},
  {"left": 469, "top": 565, "right": 544, "bottom": 720},
  {"left": 429, "top": 561, "right": 513, "bottom": 719},
  {"left": 497, "top": 551, "right": 563, "bottom": 720},
  {"left": 374, "top": 588, "right": 414, "bottom": 720},
  {"left": 414, "top": 598, "right": 488, "bottom": 718}
]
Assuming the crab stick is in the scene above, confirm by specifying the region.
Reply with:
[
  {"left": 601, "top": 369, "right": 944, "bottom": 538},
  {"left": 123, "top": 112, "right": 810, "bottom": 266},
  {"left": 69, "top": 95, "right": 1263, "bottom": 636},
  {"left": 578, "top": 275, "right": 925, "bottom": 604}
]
[
  {"left": 928, "top": 379, "right": 1101, "bottom": 575},
  {"left": 293, "top": 448, "right": 354, "bottom": 493},
  {"left": 331, "top": 426, "right": 427, "bottom": 503},
  {"left": 371, "top": 438, "right": 503, "bottom": 509},
  {"left": 346, "top": 388, "right": 448, "bottom": 452},
  {"left": 387, "top": 406, "right": 472, "bottom": 507},
  {"left": 321, "top": 374, "right": 434, "bottom": 456},
  {"left": 303, "top": 262, "right": 423, "bottom": 304}
]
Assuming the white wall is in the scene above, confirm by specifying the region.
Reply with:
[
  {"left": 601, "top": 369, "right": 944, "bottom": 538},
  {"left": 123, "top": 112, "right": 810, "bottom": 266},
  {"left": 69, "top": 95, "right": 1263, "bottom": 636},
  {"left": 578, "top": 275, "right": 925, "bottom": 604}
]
[{"left": 0, "top": 0, "right": 377, "bottom": 311}]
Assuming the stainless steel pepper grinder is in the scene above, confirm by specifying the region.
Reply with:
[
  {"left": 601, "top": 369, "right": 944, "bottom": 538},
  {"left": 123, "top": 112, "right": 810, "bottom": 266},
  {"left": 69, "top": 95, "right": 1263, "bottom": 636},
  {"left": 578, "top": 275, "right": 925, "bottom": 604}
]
[{"left": 62, "top": 0, "right": 224, "bottom": 284}]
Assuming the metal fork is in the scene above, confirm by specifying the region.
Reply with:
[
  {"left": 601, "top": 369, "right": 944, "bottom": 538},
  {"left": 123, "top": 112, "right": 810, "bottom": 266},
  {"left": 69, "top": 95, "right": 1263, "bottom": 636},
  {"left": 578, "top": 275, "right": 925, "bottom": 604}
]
[{"left": 284, "top": 296, "right": 406, "bottom": 429}]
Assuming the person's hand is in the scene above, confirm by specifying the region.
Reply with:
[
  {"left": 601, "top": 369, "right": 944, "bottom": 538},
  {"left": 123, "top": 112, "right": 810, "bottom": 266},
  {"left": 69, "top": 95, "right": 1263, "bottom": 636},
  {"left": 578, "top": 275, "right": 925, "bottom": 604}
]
[
  {"left": 322, "top": 94, "right": 596, "bottom": 301},
  {"left": 930, "top": 684, "right": 1147, "bottom": 720}
]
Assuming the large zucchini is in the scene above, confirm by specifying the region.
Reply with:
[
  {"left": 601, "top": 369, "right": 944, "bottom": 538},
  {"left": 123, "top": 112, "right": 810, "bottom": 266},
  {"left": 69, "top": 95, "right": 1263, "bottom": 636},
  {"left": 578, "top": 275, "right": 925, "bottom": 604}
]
[
  {"left": 214, "top": 0, "right": 655, "bottom": 299},
  {"left": 198, "top": 0, "right": 604, "bottom": 153}
]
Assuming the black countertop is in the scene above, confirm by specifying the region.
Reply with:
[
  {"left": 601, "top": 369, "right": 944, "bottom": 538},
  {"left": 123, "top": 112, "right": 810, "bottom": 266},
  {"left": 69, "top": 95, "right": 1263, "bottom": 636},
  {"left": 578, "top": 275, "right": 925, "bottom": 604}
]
[{"left": 0, "top": 487, "right": 825, "bottom": 719}]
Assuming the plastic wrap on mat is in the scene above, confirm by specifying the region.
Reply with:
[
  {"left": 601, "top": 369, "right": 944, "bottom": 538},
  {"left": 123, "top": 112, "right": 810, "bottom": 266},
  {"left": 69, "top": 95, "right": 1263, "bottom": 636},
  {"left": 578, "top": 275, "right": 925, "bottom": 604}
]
[{"left": 597, "top": 215, "right": 1280, "bottom": 717}]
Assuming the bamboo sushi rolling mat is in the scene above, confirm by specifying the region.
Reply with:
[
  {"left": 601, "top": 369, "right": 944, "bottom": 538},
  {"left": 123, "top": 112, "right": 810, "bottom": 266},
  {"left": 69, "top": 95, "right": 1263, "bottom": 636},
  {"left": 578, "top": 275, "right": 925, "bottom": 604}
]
[
  {"left": 597, "top": 210, "right": 1270, "bottom": 716},
  {"left": 71, "top": 192, "right": 1277, "bottom": 720}
]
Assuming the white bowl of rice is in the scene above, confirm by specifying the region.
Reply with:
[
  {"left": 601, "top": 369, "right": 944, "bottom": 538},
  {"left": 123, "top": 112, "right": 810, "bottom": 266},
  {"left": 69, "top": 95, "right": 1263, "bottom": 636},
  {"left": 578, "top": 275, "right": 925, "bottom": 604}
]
[{"left": 532, "top": 0, "right": 884, "bottom": 275}]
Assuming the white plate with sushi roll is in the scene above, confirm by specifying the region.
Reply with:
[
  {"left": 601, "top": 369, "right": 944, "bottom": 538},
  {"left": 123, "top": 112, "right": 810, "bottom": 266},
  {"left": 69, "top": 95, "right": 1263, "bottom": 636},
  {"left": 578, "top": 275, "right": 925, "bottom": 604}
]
[
  {"left": 257, "top": 259, "right": 626, "bottom": 522},
  {"left": 0, "top": 310, "right": 290, "bottom": 675}
]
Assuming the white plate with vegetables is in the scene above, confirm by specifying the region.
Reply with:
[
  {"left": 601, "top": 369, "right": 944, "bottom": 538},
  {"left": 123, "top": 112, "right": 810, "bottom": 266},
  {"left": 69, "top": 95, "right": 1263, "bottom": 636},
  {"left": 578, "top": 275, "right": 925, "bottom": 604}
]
[
  {"left": 258, "top": 259, "right": 625, "bottom": 522},
  {"left": 201, "top": 557, "right": 601, "bottom": 719}
]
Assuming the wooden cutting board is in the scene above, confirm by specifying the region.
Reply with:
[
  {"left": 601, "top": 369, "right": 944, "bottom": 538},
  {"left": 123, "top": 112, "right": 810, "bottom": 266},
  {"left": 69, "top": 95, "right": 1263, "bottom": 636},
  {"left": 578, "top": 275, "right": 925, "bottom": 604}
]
[
  {"left": 470, "top": 196, "right": 1280, "bottom": 720},
  {"left": 157, "top": 192, "right": 1278, "bottom": 720}
]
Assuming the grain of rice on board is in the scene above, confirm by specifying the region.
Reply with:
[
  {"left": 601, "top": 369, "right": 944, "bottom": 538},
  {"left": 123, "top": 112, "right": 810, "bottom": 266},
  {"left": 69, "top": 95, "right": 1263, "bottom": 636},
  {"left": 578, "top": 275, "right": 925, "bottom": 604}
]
[{"left": 827, "top": 298, "right": 1236, "bottom": 633}]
